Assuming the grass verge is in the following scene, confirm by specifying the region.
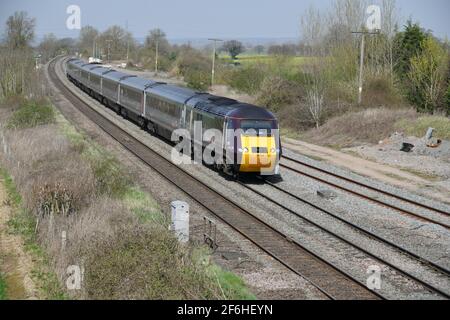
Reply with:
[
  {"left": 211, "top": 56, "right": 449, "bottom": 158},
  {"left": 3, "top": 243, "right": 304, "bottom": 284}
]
[
  {"left": 0, "top": 96, "right": 255, "bottom": 300},
  {"left": 0, "top": 273, "right": 6, "bottom": 300},
  {"left": 0, "top": 167, "right": 66, "bottom": 300}
]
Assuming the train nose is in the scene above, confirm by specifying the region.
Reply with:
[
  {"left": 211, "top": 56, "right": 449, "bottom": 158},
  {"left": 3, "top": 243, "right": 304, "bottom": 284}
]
[{"left": 239, "top": 136, "right": 279, "bottom": 173}]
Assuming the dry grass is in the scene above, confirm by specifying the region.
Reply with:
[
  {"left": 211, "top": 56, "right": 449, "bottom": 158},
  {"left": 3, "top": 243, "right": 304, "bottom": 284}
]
[
  {"left": 0, "top": 98, "right": 254, "bottom": 300},
  {"left": 301, "top": 108, "right": 419, "bottom": 148}
]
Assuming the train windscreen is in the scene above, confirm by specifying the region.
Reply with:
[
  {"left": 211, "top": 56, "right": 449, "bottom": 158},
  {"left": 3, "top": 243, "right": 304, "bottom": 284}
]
[{"left": 240, "top": 120, "right": 276, "bottom": 137}]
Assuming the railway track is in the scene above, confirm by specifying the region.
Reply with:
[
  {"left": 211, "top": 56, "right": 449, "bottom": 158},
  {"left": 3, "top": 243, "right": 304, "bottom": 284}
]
[
  {"left": 48, "top": 57, "right": 382, "bottom": 300},
  {"left": 239, "top": 178, "right": 450, "bottom": 299},
  {"left": 281, "top": 155, "right": 450, "bottom": 230}
]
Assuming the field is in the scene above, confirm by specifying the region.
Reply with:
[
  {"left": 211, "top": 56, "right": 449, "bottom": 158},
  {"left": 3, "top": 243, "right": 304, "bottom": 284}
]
[{"left": 219, "top": 54, "right": 311, "bottom": 67}]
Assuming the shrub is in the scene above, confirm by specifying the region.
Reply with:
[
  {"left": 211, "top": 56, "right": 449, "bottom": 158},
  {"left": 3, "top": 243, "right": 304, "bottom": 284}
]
[
  {"left": 173, "top": 48, "right": 211, "bottom": 91},
  {"left": 256, "top": 76, "right": 301, "bottom": 112},
  {"left": 363, "top": 75, "right": 406, "bottom": 108},
  {"left": 228, "top": 65, "right": 266, "bottom": 94},
  {"left": 184, "top": 67, "right": 210, "bottom": 91},
  {"left": 83, "top": 222, "right": 225, "bottom": 300},
  {"left": 6, "top": 98, "right": 55, "bottom": 129},
  {"left": 88, "top": 152, "right": 131, "bottom": 198}
]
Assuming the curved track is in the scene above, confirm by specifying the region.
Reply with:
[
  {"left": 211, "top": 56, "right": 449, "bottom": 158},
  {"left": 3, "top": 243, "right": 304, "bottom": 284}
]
[{"left": 48, "top": 57, "right": 382, "bottom": 300}]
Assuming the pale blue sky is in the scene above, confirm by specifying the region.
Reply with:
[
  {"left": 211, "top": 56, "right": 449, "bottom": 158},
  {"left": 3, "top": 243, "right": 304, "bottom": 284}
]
[{"left": 0, "top": 0, "right": 449, "bottom": 40}]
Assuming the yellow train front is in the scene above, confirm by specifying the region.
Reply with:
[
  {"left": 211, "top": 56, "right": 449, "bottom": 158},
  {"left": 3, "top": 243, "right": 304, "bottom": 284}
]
[{"left": 223, "top": 106, "right": 281, "bottom": 177}]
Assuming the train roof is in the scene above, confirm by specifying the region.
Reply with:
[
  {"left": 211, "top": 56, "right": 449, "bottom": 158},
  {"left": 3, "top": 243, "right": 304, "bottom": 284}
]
[
  {"left": 121, "top": 76, "right": 157, "bottom": 91},
  {"left": 80, "top": 63, "right": 102, "bottom": 71},
  {"left": 226, "top": 104, "right": 276, "bottom": 120},
  {"left": 102, "top": 70, "right": 133, "bottom": 81},
  {"left": 187, "top": 94, "right": 275, "bottom": 120},
  {"left": 89, "top": 66, "right": 113, "bottom": 76},
  {"left": 66, "top": 59, "right": 276, "bottom": 121},
  {"left": 146, "top": 84, "right": 197, "bottom": 104}
]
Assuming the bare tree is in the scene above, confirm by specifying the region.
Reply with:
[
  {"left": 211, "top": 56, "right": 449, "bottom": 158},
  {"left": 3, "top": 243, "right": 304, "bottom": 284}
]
[
  {"left": 5, "top": 11, "right": 36, "bottom": 50},
  {"left": 78, "top": 25, "right": 99, "bottom": 56},
  {"left": 222, "top": 40, "right": 244, "bottom": 59},
  {"left": 145, "top": 28, "right": 170, "bottom": 55},
  {"left": 99, "top": 25, "right": 133, "bottom": 60},
  {"left": 38, "top": 33, "right": 59, "bottom": 62},
  {"left": 381, "top": 0, "right": 400, "bottom": 83},
  {"left": 300, "top": 5, "right": 327, "bottom": 55}
]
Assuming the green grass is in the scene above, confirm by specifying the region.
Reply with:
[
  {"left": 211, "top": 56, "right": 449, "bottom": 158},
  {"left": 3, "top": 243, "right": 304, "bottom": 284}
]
[
  {"left": 0, "top": 168, "right": 66, "bottom": 300},
  {"left": 209, "top": 265, "right": 256, "bottom": 300},
  {"left": 0, "top": 168, "right": 22, "bottom": 208},
  {"left": 6, "top": 99, "right": 55, "bottom": 129},
  {"left": 219, "top": 54, "right": 311, "bottom": 66},
  {"left": 0, "top": 273, "right": 7, "bottom": 300},
  {"left": 122, "top": 186, "right": 167, "bottom": 225},
  {"left": 395, "top": 115, "right": 450, "bottom": 140}
]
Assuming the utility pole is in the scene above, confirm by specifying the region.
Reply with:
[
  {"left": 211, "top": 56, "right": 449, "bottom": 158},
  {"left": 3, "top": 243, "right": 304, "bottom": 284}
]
[
  {"left": 352, "top": 30, "right": 380, "bottom": 105},
  {"left": 106, "top": 39, "right": 112, "bottom": 63},
  {"left": 208, "top": 38, "right": 223, "bottom": 87},
  {"left": 155, "top": 38, "right": 159, "bottom": 75},
  {"left": 93, "top": 37, "right": 95, "bottom": 59},
  {"left": 126, "top": 20, "right": 130, "bottom": 62}
]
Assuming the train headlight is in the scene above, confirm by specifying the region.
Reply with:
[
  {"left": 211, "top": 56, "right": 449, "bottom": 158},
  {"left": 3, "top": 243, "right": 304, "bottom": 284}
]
[
  {"left": 243, "top": 147, "right": 249, "bottom": 153},
  {"left": 270, "top": 147, "right": 277, "bottom": 153}
]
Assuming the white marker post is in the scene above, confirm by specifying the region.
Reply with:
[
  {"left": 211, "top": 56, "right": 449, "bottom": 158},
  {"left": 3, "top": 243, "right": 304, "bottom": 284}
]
[{"left": 170, "top": 201, "right": 190, "bottom": 243}]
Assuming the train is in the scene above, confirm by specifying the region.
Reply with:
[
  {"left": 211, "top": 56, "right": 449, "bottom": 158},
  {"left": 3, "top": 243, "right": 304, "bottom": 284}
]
[{"left": 65, "top": 58, "right": 281, "bottom": 177}]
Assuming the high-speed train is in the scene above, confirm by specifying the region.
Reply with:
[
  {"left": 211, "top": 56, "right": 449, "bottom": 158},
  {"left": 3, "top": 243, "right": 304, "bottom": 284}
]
[{"left": 65, "top": 58, "right": 281, "bottom": 176}]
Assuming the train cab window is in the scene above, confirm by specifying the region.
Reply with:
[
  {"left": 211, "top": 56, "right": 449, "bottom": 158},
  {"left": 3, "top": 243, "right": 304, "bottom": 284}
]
[{"left": 240, "top": 120, "right": 274, "bottom": 137}]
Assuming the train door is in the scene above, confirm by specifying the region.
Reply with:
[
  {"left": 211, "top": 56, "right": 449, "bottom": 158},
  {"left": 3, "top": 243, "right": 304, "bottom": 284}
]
[{"left": 180, "top": 105, "right": 187, "bottom": 129}]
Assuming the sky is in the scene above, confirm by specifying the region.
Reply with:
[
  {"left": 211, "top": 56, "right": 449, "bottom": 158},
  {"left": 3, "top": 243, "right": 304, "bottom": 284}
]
[{"left": 0, "top": 0, "right": 449, "bottom": 41}]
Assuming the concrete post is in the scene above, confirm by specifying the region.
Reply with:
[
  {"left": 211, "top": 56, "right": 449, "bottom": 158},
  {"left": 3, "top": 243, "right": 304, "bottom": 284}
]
[{"left": 170, "top": 201, "right": 189, "bottom": 243}]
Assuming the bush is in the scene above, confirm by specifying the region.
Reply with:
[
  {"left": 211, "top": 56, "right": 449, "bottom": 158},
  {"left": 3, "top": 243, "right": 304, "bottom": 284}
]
[
  {"left": 184, "top": 67, "right": 210, "bottom": 91},
  {"left": 88, "top": 152, "right": 131, "bottom": 198},
  {"left": 6, "top": 98, "right": 55, "bottom": 129},
  {"left": 228, "top": 65, "right": 266, "bottom": 95},
  {"left": 363, "top": 75, "right": 406, "bottom": 108},
  {"left": 83, "top": 222, "right": 225, "bottom": 300},
  {"left": 173, "top": 48, "right": 211, "bottom": 91},
  {"left": 256, "top": 76, "right": 301, "bottom": 112}
]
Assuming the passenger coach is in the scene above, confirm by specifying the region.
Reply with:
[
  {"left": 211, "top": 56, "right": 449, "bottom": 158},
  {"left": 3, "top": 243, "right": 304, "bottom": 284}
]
[{"left": 66, "top": 58, "right": 281, "bottom": 177}]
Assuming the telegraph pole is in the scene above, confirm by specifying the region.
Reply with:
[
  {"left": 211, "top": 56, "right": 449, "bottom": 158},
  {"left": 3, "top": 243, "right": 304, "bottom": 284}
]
[
  {"left": 352, "top": 30, "right": 379, "bottom": 105},
  {"left": 155, "top": 38, "right": 159, "bottom": 75},
  {"left": 106, "top": 39, "right": 112, "bottom": 63},
  {"left": 208, "top": 38, "right": 223, "bottom": 87},
  {"left": 126, "top": 20, "right": 130, "bottom": 62}
]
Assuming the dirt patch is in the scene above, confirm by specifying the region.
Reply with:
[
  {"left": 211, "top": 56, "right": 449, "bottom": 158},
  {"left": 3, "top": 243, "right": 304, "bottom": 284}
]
[{"left": 0, "top": 178, "right": 38, "bottom": 299}]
